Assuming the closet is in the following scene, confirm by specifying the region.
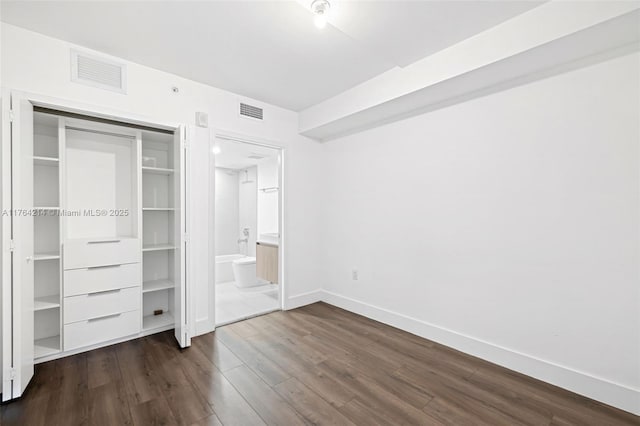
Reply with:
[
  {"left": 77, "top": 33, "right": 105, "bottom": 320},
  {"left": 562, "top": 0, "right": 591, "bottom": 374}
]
[{"left": 2, "top": 94, "right": 190, "bottom": 401}]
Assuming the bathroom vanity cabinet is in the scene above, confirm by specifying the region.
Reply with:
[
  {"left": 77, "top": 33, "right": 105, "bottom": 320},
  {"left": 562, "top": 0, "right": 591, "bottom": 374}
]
[{"left": 256, "top": 242, "right": 278, "bottom": 284}]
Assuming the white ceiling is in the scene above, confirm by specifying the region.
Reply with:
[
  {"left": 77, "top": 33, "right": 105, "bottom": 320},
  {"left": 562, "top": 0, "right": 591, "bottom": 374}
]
[
  {"left": 214, "top": 138, "right": 279, "bottom": 170},
  {"left": 0, "top": 1, "right": 543, "bottom": 111},
  {"left": 323, "top": 0, "right": 545, "bottom": 68}
]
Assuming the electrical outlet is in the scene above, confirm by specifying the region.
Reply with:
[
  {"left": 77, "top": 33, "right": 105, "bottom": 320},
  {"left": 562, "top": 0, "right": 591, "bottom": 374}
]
[{"left": 351, "top": 269, "right": 359, "bottom": 280}]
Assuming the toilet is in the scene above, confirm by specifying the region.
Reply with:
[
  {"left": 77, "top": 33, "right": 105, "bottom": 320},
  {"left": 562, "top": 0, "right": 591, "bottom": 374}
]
[{"left": 232, "top": 256, "right": 259, "bottom": 288}]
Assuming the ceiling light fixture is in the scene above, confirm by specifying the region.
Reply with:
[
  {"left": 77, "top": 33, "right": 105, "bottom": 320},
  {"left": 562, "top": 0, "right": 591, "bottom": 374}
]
[
  {"left": 212, "top": 146, "right": 221, "bottom": 155},
  {"left": 311, "top": 0, "right": 331, "bottom": 29}
]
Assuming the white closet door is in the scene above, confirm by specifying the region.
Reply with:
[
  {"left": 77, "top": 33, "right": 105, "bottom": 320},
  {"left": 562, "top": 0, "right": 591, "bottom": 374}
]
[
  {"left": 173, "top": 125, "right": 190, "bottom": 348},
  {"left": 2, "top": 93, "right": 35, "bottom": 400},
  {"left": 0, "top": 91, "right": 11, "bottom": 400}
]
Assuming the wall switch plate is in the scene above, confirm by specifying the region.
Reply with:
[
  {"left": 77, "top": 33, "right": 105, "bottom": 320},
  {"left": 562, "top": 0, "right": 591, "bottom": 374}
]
[{"left": 352, "top": 269, "right": 359, "bottom": 280}]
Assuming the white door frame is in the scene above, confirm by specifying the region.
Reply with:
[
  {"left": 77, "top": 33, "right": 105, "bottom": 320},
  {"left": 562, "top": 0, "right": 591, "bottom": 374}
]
[{"left": 211, "top": 130, "right": 286, "bottom": 322}]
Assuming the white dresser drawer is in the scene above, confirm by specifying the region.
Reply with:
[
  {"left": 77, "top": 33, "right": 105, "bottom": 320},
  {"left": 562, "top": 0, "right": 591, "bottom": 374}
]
[
  {"left": 64, "top": 310, "right": 140, "bottom": 351},
  {"left": 64, "top": 263, "right": 140, "bottom": 297},
  {"left": 64, "top": 286, "right": 140, "bottom": 324},
  {"left": 64, "top": 237, "right": 140, "bottom": 269}
]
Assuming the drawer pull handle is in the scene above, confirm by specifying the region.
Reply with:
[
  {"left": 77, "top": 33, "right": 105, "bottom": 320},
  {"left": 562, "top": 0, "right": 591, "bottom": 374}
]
[
  {"left": 87, "top": 264, "right": 121, "bottom": 270},
  {"left": 88, "top": 313, "right": 121, "bottom": 322},
  {"left": 87, "top": 289, "right": 121, "bottom": 297},
  {"left": 87, "top": 239, "right": 121, "bottom": 244}
]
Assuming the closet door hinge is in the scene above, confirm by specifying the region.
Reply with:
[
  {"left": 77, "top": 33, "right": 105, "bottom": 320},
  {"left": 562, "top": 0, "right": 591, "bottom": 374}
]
[
  {"left": 183, "top": 233, "right": 189, "bottom": 244},
  {"left": 8, "top": 368, "right": 17, "bottom": 380},
  {"left": 8, "top": 109, "right": 14, "bottom": 123},
  {"left": 181, "top": 126, "right": 188, "bottom": 150},
  {"left": 9, "top": 240, "right": 15, "bottom": 252}
]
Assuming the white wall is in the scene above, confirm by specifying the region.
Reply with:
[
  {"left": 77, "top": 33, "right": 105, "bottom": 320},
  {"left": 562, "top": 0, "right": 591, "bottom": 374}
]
[
  {"left": 257, "top": 157, "right": 279, "bottom": 236},
  {"left": 0, "top": 23, "right": 325, "bottom": 339},
  {"left": 238, "top": 166, "right": 257, "bottom": 257},
  {"left": 320, "top": 52, "right": 640, "bottom": 414},
  {"left": 214, "top": 168, "right": 239, "bottom": 256}
]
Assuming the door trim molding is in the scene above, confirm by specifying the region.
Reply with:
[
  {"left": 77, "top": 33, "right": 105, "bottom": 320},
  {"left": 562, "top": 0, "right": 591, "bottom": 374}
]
[{"left": 211, "top": 129, "right": 286, "bottom": 326}]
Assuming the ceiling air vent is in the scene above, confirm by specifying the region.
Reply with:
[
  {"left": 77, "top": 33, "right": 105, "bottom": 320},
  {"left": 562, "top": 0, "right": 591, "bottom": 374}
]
[
  {"left": 71, "top": 50, "right": 127, "bottom": 94},
  {"left": 240, "top": 102, "right": 263, "bottom": 120}
]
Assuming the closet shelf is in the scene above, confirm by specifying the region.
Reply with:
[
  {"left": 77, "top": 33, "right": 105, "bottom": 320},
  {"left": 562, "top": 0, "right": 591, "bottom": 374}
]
[
  {"left": 34, "top": 295, "right": 60, "bottom": 311},
  {"left": 143, "top": 207, "right": 175, "bottom": 211},
  {"left": 143, "top": 279, "right": 174, "bottom": 293},
  {"left": 34, "top": 252, "right": 60, "bottom": 261},
  {"left": 34, "top": 336, "right": 60, "bottom": 359},
  {"left": 142, "top": 166, "right": 174, "bottom": 175},
  {"left": 142, "top": 244, "right": 177, "bottom": 252},
  {"left": 143, "top": 311, "right": 174, "bottom": 331},
  {"left": 33, "top": 156, "right": 59, "bottom": 166}
]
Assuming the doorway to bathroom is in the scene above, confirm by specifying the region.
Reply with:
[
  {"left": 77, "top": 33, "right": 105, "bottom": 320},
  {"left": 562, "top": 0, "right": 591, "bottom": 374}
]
[{"left": 212, "top": 134, "right": 283, "bottom": 326}]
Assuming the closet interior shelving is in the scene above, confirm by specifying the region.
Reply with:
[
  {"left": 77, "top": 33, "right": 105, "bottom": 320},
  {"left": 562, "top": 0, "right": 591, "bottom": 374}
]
[
  {"left": 30, "top": 110, "right": 182, "bottom": 361},
  {"left": 32, "top": 112, "right": 62, "bottom": 358},
  {"left": 141, "top": 130, "right": 179, "bottom": 331}
]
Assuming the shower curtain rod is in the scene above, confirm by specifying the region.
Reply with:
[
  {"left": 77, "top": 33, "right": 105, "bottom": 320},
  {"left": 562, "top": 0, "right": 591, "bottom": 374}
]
[{"left": 259, "top": 187, "right": 279, "bottom": 193}]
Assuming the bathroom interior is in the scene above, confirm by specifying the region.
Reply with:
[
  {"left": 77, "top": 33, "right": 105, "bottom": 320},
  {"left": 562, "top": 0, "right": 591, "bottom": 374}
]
[{"left": 214, "top": 138, "right": 281, "bottom": 325}]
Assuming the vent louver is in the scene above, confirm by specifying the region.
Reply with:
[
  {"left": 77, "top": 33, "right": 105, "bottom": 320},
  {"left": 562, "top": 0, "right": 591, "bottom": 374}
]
[
  {"left": 240, "top": 103, "right": 263, "bottom": 120},
  {"left": 71, "top": 50, "right": 127, "bottom": 93}
]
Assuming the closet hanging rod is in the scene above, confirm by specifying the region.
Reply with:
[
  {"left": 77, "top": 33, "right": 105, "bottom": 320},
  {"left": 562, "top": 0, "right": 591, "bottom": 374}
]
[
  {"left": 34, "top": 106, "right": 174, "bottom": 134},
  {"left": 66, "top": 126, "right": 136, "bottom": 140}
]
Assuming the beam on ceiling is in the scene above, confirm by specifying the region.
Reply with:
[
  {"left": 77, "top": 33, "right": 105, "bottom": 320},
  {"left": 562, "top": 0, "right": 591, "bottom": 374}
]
[{"left": 299, "top": 1, "right": 640, "bottom": 142}]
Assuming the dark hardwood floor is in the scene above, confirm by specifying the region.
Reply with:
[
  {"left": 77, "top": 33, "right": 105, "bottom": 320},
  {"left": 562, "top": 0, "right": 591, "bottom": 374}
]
[{"left": 1, "top": 302, "right": 638, "bottom": 425}]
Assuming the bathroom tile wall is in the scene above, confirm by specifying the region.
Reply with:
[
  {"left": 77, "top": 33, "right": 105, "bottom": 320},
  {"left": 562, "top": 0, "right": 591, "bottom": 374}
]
[
  {"left": 215, "top": 168, "right": 239, "bottom": 255},
  {"left": 257, "top": 157, "right": 279, "bottom": 236},
  {"left": 238, "top": 166, "right": 258, "bottom": 257}
]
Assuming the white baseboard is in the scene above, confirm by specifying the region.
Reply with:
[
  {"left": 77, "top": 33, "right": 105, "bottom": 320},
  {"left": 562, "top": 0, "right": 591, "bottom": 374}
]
[
  {"left": 285, "top": 289, "right": 323, "bottom": 310},
  {"left": 320, "top": 290, "right": 640, "bottom": 416}
]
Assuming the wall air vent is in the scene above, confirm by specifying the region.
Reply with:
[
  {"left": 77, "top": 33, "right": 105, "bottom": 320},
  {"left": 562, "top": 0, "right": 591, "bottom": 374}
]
[
  {"left": 248, "top": 153, "right": 266, "bottom": 160},
  {"left": 240, "top": 102, "right": 264, "bottom": 120},
  {"left": 71, "top": 50, "right": 127, "bottom": 94}
]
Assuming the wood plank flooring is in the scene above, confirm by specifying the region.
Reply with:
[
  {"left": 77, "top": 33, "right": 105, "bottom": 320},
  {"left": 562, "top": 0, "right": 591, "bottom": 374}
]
[{"left": 1, "top": 302, "right": 638, "bottom": 425}]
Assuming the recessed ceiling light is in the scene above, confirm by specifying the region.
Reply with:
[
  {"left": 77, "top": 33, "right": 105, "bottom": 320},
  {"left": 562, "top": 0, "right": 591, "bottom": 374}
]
[
  {"left": 212, "top": 146, "right": 221, "bottom": 155},
  {"left": 311, "top": 0, "right": 331, "bottom": 29}
]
